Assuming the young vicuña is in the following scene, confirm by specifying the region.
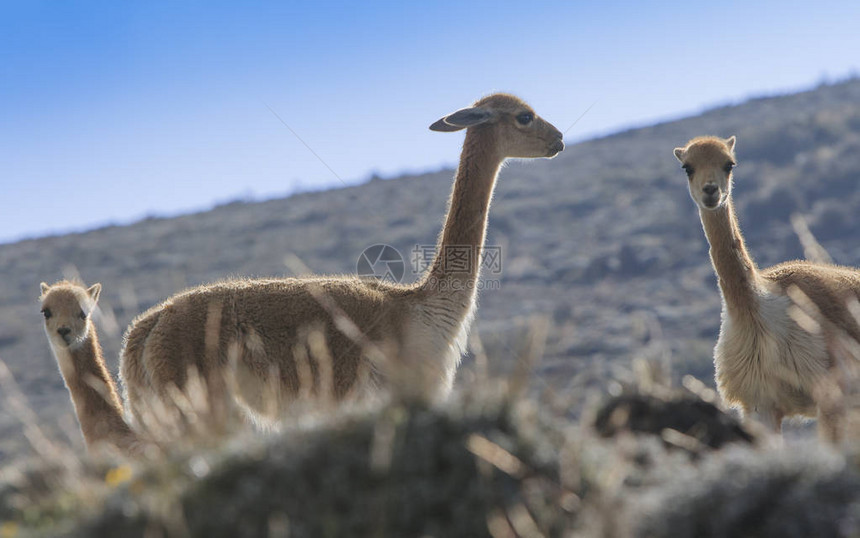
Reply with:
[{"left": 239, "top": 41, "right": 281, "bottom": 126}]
[{"left": 40, "top": 280, "right": 137, "bottom": 453}]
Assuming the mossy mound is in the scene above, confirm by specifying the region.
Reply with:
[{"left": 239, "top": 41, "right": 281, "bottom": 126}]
[
  {"left": 5, "top": 387, "right": 860, "bottom": 537},
  {"left": 6, "top": 397, "right": 577, "bottom": 537}
]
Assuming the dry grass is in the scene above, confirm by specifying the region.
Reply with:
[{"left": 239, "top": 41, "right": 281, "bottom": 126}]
[{"left": 4, "top": 305, "right": 860, "bottom": 537}]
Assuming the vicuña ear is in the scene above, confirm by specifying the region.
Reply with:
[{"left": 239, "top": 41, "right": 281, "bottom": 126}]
[
  {"left": 725, "top": 135, "right": 736, "bottom": 152},
  {"left": 673, "top": 147, "right": 686, "bottom": 162},
  {"left": 429, "top": 107, "right": 493, "bottom": 132},
  {"left": 87, "top": 283, "right": 102, "bottom": 303},
  {"left": 40, "top": 282, "right": 50, "bottom": 295}
]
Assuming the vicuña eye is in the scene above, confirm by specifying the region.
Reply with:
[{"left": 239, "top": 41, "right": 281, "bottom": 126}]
[
  {"left": 723, "top": 162, "right": 735, "bottom": 174},
  {"left": 682, "top": 164, "right": 695, "bottom": 178},
  {"left": 516, "top": 112, "right": 534, "bottom": 125},
  {"left": 78, "top": 310, "right": 87, "bottom": 320},
  {"left": 42, "top": 308, "right": 52, "bottom": 320}
]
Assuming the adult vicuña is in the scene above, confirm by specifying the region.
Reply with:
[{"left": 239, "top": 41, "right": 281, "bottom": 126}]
[
  {"left": 674, "top": 135, "right": 860, "bottom": 442},
  {"left": 40, "top": 280, "right": 138, "bottom": 453},
  {"left": 68, "top": 93, "right": 563, "bottom": 446}
]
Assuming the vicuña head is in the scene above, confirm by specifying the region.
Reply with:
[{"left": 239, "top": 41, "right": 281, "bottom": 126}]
[
  {"left": 673, "top": 135, "right": 736, "bottom": 210},
  {"left": 430, "top": 93, "right": 564, "bottom": 158},
  {"left": 40, "top": 280, "right": 101, "bottom": 350}
]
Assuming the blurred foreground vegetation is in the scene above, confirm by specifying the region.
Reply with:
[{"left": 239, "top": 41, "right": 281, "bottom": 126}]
[{"left": 3, "top": 372, "right": 860, "bottom": 537}]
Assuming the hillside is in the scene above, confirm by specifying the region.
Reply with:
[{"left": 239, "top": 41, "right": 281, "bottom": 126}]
[{"left": 1, "top": 79, "right": 860, "bottom": 461}]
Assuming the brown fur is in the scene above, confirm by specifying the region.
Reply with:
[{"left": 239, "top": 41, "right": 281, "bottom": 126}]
[
  {"left": 675, "top": 136, "right": 860, "bottom": 442},
  {"left": 114, "top": 93, "right": 563, "bottom": 431},
  {"left": 763, "top": 262, "right": 860, "bottom": 342},
  {"left": 39, "top": 280, "right": 137, "bottom": 453}
]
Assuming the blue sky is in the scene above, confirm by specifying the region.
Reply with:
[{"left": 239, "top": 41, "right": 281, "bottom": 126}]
[{"left": 1, "top": 1, "right": 859, "bottom": 244}]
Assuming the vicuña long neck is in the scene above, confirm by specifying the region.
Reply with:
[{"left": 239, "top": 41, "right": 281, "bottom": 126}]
[
  {"left": 55, "top": 327, "right": 135, "bottom": 452},
  {"left": 422, "top": 128, "right": 503, "bottom": 293},
  {"left": 700, "top": 198, "right": 760, "bottom": 317}
]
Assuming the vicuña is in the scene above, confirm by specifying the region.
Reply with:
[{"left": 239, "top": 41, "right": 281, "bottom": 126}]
[
  {"left": 675, "top": 135, "right": 860, "bottom": 442},
  {"left": 42, "top": 93, "right": 563, "bottom": 453}
]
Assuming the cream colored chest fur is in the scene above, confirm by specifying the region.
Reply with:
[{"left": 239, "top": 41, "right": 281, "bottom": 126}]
[
  {"left": 399, "top": 292, "right": 477, "bottom": 402},
  {"left": 714, "top": 289, "right": 828, "bottom": 418}
]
